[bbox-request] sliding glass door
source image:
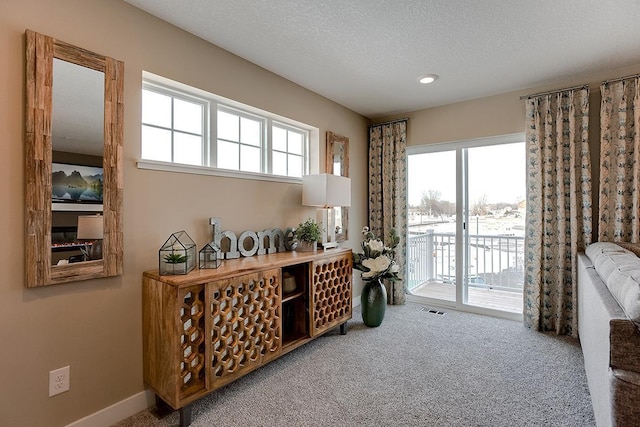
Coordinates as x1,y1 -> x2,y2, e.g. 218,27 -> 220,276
407,136 -> 525,318
407,149 -> 458,303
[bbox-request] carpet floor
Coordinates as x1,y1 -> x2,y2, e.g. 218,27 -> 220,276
115,303 -> 595,426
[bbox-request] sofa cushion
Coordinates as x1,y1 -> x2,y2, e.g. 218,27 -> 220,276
611,368 -> 640,425
586,241 -> 629,264
616,242 -> 640,258
607,268 -> 640,322
585,242 -> 640,324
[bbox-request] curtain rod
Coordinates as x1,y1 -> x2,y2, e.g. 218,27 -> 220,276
519,84 -> 589,100
369,117 -> 409,128
602,73 -> 640,85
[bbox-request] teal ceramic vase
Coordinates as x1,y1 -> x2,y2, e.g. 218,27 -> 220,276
361,278 -> 387,327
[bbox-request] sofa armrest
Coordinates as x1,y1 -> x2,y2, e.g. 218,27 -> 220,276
578,254 -> 640,373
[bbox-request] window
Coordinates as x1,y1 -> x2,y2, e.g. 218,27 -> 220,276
141,86 -> 206,166
272,123 -> 304,178
141,76 -> 311,180
216,107 -> 263,173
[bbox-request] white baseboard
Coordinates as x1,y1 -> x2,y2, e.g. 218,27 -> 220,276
66,389 -> 155,427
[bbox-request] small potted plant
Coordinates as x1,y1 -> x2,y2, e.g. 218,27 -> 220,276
158,231 -> 197,275
163,252 -> 188,274
295,218 -> 323,252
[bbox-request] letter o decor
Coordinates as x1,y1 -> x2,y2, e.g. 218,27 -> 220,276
238,231 -> 259,257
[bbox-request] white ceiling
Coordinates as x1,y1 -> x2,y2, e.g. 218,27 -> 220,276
124,0 -> 640,119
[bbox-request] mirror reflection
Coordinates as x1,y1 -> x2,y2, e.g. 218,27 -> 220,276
332,142 -> 346,177
326,132 -> 349,242
51,59 -> 105,266
331,147 -> 345,238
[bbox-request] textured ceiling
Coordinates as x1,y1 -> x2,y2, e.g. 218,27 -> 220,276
123,0 -> 640,118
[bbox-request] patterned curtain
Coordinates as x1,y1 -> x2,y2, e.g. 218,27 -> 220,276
598,77 -> 640,242
524,88 -> 592,337
369,121 -> 408,305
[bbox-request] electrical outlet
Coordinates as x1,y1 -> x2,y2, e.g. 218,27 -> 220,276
49,366 -> 70,397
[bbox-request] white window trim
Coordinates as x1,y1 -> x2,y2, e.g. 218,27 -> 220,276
136,158 -> 305,184
406,132 -> 525,155
139,71 -> 318,182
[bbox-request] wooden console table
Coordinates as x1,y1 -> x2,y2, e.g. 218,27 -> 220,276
142,248 -> 352,426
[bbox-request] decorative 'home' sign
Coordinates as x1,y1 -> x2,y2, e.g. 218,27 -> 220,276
209,217 -> 296,259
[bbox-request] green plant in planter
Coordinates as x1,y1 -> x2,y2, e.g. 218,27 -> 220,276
164,253 -> 187,264
295,218 -> 323,243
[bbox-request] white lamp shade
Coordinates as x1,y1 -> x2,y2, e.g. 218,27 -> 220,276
77,215 -> 104,240
302,174 -> 351,208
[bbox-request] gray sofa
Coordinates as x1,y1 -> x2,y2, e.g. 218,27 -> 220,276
578,242 -> 640,426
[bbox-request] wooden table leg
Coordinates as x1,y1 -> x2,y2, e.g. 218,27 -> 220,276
340,321 -> 347,335
152,395 -> 174,418
180,404 -> 193,427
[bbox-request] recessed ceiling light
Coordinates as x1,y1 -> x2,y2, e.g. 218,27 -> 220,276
418,74 -> 438,84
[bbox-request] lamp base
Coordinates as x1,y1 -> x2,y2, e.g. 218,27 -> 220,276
88,240 -> 103,260
322,241 -> 339,249
317,207 -> 338,249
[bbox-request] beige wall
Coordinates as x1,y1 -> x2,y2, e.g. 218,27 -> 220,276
405,91 -> 525,146
0,1 -> 368,425
380,64 -> 640,150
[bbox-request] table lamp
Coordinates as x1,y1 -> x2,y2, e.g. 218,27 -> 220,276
77,214 -> 104,260
302,174 -> 351,249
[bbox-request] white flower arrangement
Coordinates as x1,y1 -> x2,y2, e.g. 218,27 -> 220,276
353,226 -> 401,282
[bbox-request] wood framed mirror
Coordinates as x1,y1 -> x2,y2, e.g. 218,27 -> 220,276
25,30 -> 124,287
326,131 -> 349,242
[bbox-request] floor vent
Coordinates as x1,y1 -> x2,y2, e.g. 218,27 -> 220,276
420,307 -> 445,315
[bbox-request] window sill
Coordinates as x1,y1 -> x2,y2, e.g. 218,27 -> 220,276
136,159 -> 303,184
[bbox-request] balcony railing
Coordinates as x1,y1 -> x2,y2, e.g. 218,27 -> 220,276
407,230 -> 524,293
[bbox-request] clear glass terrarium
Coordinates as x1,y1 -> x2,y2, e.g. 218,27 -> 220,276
159,230 -> 196,275
199,242 -> 222,269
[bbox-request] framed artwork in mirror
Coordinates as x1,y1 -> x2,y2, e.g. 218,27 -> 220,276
25,30 -> 124,287
326,131 -> 349,242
